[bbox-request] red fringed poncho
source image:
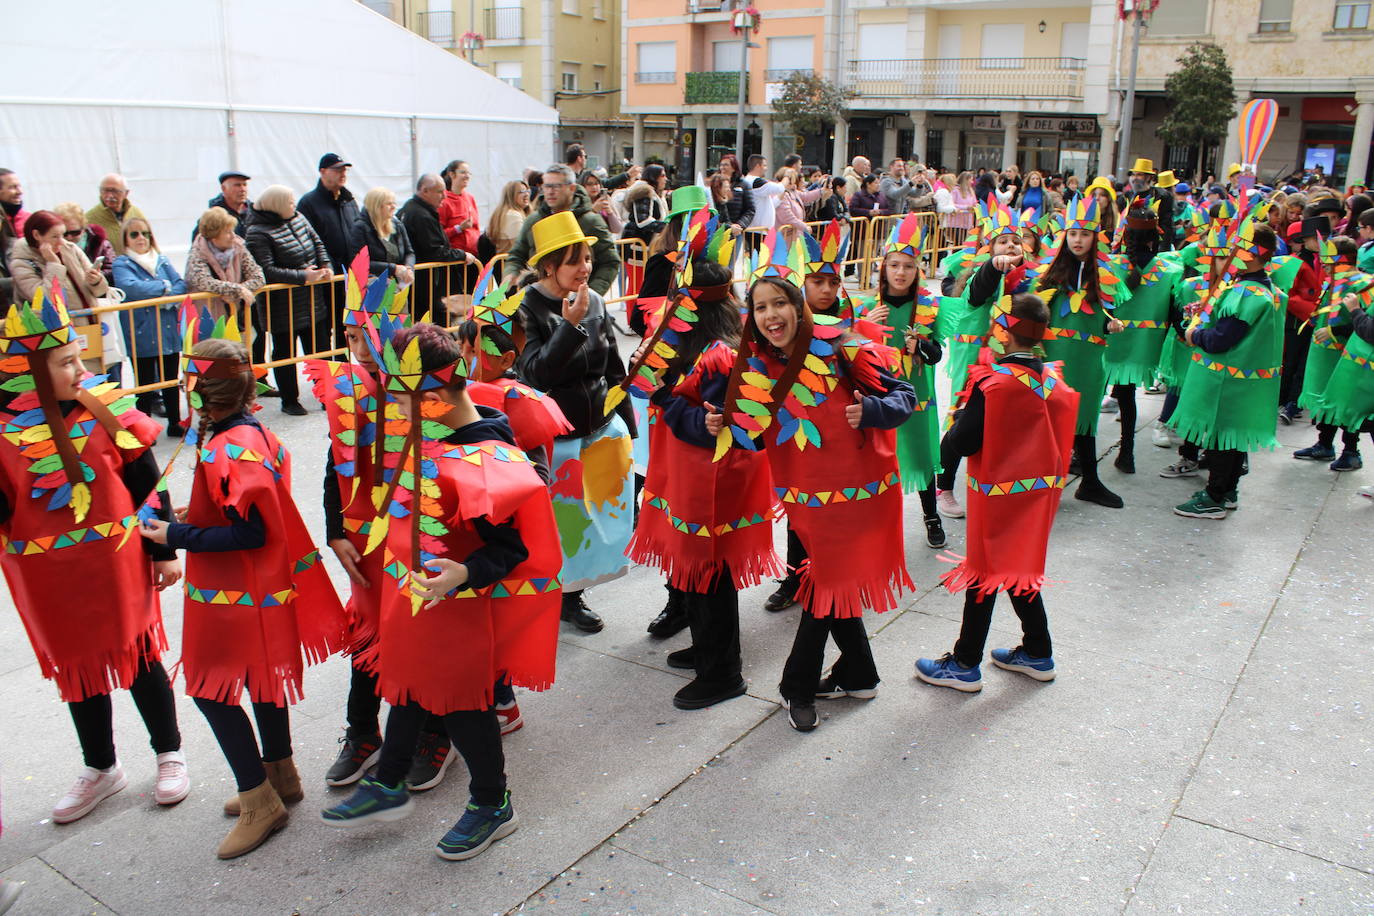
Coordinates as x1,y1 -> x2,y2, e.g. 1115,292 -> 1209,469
0,394 -> 165,702
180,423 -> 347,706
941,361 -> 1078,598
467,377 -> 572,461
628,342 -> 780,592
374,437 -> 562,715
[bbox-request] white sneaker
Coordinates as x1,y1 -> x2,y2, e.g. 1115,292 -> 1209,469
53,763 -> 128,823
1359,485 -> 1374,499
1100,396 -> 1119,413
1151,422 -> 1172,448
935,489 -> 965,519
154,751 -> 190,806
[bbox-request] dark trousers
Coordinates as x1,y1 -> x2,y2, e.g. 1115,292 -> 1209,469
254,323 -> 331,403
936,429 -> 961,492
1279,322 -> 1313,408
375,702 -> 505,806
916,484 -> 937,517
346,664 -> 383,737
67,657 -> 180,770
1159,389 -> 1180,425
780,525 -> 806,589
779,611 -> 878,702
1112,384 -> 1137,447
686,564 -> 742,686
133,353 -> 182,425
193,696 -> 292,792
1205,449 -> 1247,501
1316,422 -> 1374,452
953,589 -> 1051,668
1074,434 -> 1104,487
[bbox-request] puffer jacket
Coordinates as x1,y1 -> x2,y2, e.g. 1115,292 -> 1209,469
516,283 -> 634,440
720,176 -> 755,229
244,207 -> 332,332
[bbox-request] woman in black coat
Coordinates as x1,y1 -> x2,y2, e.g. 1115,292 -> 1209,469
715,154 -> 756,230
351,187 -> 415,281
243,184 -> 335,414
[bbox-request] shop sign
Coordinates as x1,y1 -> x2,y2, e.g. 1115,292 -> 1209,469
971,116 -> 1098,134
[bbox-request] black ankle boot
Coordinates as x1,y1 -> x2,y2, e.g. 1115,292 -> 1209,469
647,588 -> 689,639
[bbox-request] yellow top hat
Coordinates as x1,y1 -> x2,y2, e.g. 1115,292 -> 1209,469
529,210 -> 597,269
1085,176 -> 1116,197
1130,157 -> 1156,175
1155,169 -> 1178,189
1227,162 -> 1243,178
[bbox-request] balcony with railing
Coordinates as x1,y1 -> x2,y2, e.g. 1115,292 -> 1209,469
765,68 -> 813,82
684,71 -> 746,104
485,6 -> 523,41
416,10 -> 456,46
846,58 -> 1086,101
636,71 -> 677,84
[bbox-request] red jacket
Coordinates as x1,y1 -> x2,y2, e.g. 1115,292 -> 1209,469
438,190 -> 480,254
1287,257 -> 1325,323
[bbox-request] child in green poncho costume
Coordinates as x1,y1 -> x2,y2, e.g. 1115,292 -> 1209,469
1105,196 -> 1181,474
1294,238 -> 1374,471
855,213 -> 947,549
1034,196 -> 1129,509
1311,279 -> 1374,487
1171,223 -> 1283,520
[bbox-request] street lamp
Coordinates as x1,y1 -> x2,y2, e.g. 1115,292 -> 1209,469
1114,0 -> 1159,176
731,4 -> 762,161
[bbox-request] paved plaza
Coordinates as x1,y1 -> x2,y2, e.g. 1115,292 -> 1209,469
0,376 -> 1371,915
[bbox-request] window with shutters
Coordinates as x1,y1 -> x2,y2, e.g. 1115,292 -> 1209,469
1257,0 -> 1292,32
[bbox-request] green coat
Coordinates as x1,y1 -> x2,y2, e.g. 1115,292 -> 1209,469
1170,278 -> 1284,452
1297,277 -> 1352,412
1040,260 -> 1130,436
1105,252 -> 1182,386
1311,273 -> 1374,429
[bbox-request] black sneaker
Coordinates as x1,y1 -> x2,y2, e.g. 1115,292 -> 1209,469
325,729 -> 383,787
782,699 -> 818,731
815,676 -> 878,700
764,579 -> 799,612
281,400 -> 309,417
923,515 -> 946,549
406,729 -> 455,792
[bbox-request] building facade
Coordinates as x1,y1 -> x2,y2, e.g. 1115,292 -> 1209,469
623,0 -> 1119,181
1120,0 -> 1373,187
360,0 -> 627,169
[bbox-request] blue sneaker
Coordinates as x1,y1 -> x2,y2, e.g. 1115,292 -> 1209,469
1294,443 -> 1336,461
914,654 -> 982,692
1330,451 -> 1363,472
320,775 -> 414,827
990,647 -> 1056,682
435,792 -> 519,861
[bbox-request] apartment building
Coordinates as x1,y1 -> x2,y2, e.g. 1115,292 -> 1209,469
1120,0 -> 1373,186
623,0 -> 1118,179
361,0 -> 628,168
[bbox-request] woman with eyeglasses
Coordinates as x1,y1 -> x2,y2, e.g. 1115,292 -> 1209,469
113,219 -> 186,438
53,202 -> 115,286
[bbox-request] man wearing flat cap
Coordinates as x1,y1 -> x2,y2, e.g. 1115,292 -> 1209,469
200,170 -> 253,240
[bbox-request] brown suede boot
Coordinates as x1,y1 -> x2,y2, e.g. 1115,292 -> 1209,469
217,780 -> 287,859
223,757 -> 304,816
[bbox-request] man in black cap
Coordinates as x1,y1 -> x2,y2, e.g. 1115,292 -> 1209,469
297,153 -> 359,274
197,170 -> 253,240
297,153 -> 360,349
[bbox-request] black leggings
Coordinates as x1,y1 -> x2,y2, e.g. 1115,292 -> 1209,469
936,432 -> 961,492
953,588 -> 1051,668
346,663 -> 383,737
132,354 -> 181,424
194,697 -> 292,793
1111,384 -> 1137,445
1074,434 -> 1104,487
67,657 -> 180,770
686,564 -> 741,686
375,702 -> 505,806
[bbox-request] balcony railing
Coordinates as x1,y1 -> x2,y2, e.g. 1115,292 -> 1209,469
636,71 -> 677,83
685,0 -> 728,12
485,6 -> 523,40
846,57 -> 1086,100
765,68 -> 813,82
416,10 -> 456,46
685,71 -> 746,104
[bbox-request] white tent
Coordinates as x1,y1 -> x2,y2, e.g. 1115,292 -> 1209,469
2,0 -> 559,253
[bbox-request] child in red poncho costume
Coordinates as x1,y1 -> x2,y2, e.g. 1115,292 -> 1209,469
140,317 -> 346,860
710,231 -> 917,732
915,293 -> 1079,692
303,256 -> 410,789
0,286 -> 188,825
320,322 -> 561,864
623,253 -> 780,711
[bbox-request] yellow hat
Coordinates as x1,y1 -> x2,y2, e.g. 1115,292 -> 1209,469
529,210 -> 597,269
1085,176 -> 1115,197
1130,157 -> 1156,175
1227,162 -> 1242,178
1155,169 -> 1178,189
